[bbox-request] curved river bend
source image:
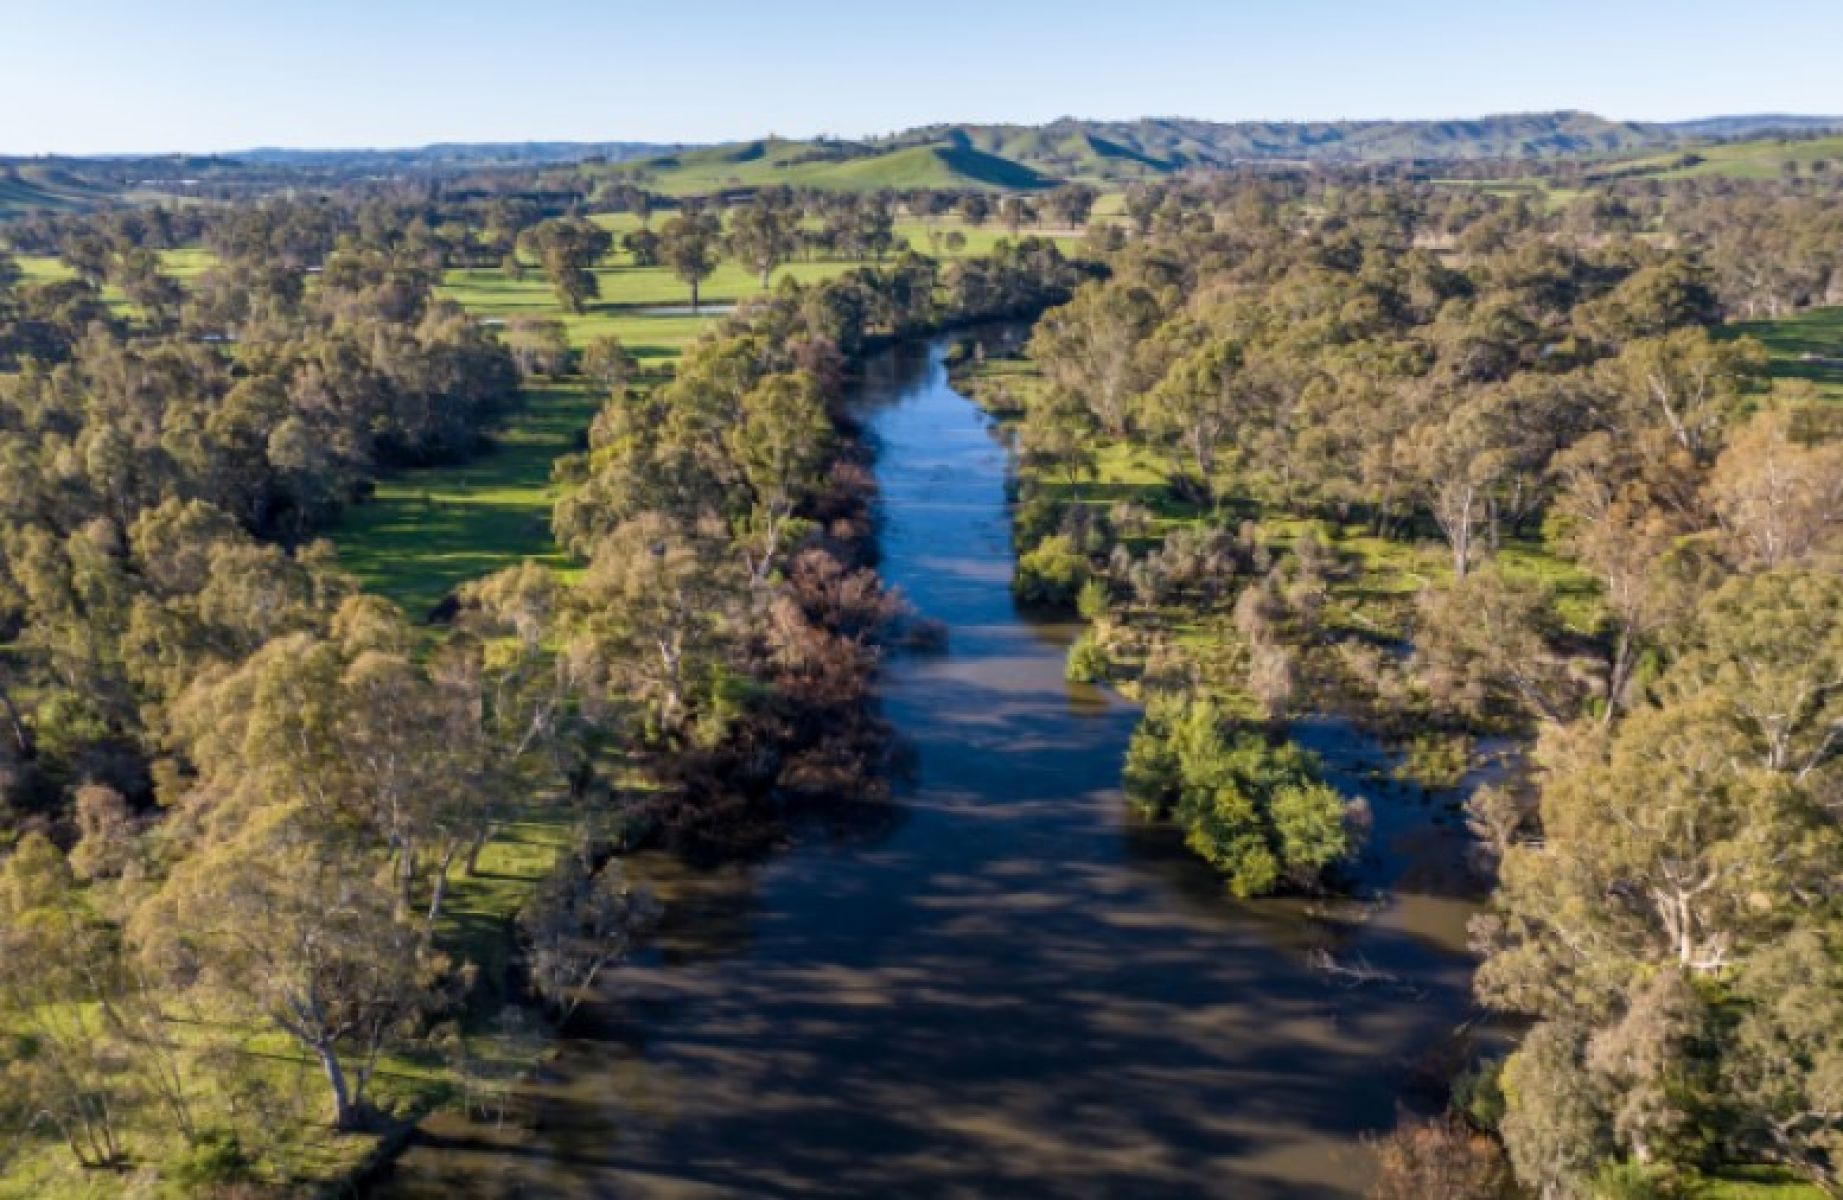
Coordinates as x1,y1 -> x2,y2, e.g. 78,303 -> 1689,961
376,337 -> 1483,1199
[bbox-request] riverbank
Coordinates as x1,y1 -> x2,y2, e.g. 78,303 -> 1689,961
369,336 -> 1492,1199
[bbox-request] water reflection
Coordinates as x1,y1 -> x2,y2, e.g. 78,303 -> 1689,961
373,336 -> 1489,1199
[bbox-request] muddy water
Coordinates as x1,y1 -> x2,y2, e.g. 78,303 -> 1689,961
374,339 -> 1485,1199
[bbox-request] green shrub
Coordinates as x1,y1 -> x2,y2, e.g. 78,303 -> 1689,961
1066,630 -> 1109,683
1014,533 -> 1088,608
161,1130 -> 254,1195
1075,575 -> 1112,622
1122,698 -> 1358,895
1453,1057 -> 1509,1133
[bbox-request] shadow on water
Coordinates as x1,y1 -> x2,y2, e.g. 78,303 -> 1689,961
371,335 -> 1489,1199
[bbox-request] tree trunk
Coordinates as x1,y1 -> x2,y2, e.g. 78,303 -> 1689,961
426,844 -> 463,928
463,824 -> 496,876
316,1043 -> 355,1130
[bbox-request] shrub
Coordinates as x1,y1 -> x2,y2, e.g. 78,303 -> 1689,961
1014,534 -> 1088,608
1066,630 -> 1109,683
1123,698 -> 1358,896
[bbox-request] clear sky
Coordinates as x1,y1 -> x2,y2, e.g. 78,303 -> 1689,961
4,0 -> 1840,154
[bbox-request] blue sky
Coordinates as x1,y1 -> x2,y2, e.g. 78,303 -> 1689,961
3,0 -> 1840,154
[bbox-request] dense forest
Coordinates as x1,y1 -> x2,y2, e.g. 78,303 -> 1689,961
956,166 -> 1843,1196
0,180 -> 1085,1191
1,126 -> 1841,1198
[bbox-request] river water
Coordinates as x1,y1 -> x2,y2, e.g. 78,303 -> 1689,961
374,338 -> 1485,1199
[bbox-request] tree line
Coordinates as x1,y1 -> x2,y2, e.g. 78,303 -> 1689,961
981,171 -> 1842,1194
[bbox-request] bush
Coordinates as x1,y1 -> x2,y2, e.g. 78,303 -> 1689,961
1066,630 -> 1109,683
161,1131 -> 254,1195
1453,1057 -> 1509,1133
1013,534 -> 1088,608
1123,698 -> 1358,896
1367,1115 -> 1515,1200
1075,576 -> 1112,622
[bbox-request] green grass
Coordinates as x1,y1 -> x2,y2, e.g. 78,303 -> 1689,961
333,383 -> 601,616
1606,134 -> 1843,181
1729,305 -> 1843,404
607,136 -> 1059,195
0,166 -> 115,218
1428,178 -> 1583,212
1689,1167 -> 1827,1198
956,350 -> 1597,645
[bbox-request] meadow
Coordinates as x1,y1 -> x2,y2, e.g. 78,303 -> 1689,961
334,216 -> 1089,612
1732,304 -> 1843,404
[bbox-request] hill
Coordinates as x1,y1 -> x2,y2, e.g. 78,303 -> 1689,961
612,112 -> 1843,196
1597,132 -> 1843,181
234,141 -> 682,170
0,164 -> 117,217
612,137 -> 1057,194
901,112 -> 1673,175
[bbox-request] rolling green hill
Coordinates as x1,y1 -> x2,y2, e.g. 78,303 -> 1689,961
612,113 -> 1843,196
1597,133 -> 1843,181
611,137 -> 1056,194
0,164 -> 116,217
900,112 -> 1677,174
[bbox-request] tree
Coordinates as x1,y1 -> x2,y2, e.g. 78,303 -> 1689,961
1500,1023 -> 1611,1199
658,211 -> 722,311
1724,930 -> 1843,1184
998,195 -> 1034,235
576,513 -> 743,741
1603,329 -> 1768,461
132,804 -> 442,1131
1141,337 -> 1253,504
622,227 -> 661,267
1123,699 -> 1357,896
580,334 -> 637,393
505,316 -> 570,378
1044,184 -> 1099,230
1415,566 -> 1582,726
1705,407 -> 1843,571
727,372 -> 834,586
519,217 -> 612,314
726,195 -> 801,289
1669,570 -> 1843,781
519,856 -> 658,1022
1554,480 -> 1689,723
1028,281 -> 1163,436
0,836 -> 141,1168
1409,399 -> 1511,580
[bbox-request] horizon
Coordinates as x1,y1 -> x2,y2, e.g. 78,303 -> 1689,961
11,108 -> 1843,162
5,0 -> 1842,155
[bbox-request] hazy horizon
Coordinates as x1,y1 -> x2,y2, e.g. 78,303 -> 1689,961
10,108 -> 1843,161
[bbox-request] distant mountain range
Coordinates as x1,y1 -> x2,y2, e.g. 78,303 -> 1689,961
5,113 -> 1842,216
601,112 -> 1843,193
231,141 -> 684,169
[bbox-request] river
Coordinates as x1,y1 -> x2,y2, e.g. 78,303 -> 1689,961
373,336 -> 1487,1199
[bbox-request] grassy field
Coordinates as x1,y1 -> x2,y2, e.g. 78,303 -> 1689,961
0,165 -> 116,218
1428,178 -> 1583,212
334,384 -> 601,617
1610,134 -> 1843,181
338,221 -> 1088,611
1730,305 -> 1843,404
603,136 -> 1058,195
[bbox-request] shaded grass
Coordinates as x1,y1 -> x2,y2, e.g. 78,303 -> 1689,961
957,351 -> 1598,642
1729,305 -> 1843,404
1624,134 -> 1843,181
333,384 -> 601,616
